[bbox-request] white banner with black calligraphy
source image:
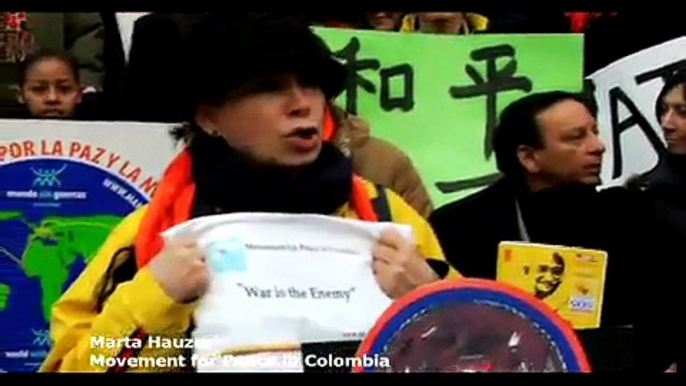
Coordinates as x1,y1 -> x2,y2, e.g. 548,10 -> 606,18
589,37 -> 686,187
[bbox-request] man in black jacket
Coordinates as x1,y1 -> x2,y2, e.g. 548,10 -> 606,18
429,91 -> 678,372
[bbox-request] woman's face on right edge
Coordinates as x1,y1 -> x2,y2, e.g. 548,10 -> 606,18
196,72 -> 327,167
659,83 -> 686,155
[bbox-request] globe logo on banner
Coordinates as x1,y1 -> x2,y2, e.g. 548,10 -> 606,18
31,165 -> 67,188
0,158 -> 147,373
206,238 -> 248,274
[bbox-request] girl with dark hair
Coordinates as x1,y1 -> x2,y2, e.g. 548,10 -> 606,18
16,49 -> 82,119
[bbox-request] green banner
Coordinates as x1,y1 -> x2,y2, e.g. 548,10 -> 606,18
314,28 -> 584,208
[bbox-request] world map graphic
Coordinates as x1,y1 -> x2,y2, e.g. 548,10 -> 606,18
0,158 -> 147,373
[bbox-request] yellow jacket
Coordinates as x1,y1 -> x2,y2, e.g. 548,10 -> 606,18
40,180 -> 459,372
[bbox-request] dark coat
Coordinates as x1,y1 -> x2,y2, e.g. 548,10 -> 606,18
429,178 -> 679,371
627,153 -> 686,242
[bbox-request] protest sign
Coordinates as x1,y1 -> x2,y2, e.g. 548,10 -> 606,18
162,213 -> 405,372
496,242 -> 608,330
315,28 -> 584,206
0,119 -> 177,373
587,37 -> 686,187
356,278 -> 590,372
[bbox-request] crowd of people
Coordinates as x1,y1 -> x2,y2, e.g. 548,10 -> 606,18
1,11 -> 683,121
0,12 -> 681,373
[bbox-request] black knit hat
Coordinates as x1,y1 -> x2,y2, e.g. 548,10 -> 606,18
181,15 -> 347,113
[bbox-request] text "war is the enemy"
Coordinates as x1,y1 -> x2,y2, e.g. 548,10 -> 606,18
237,283 -> 357,303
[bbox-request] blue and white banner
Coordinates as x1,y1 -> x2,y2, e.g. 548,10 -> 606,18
0,119 -> 177,373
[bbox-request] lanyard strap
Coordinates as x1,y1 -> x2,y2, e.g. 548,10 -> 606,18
515,199 -> 531,242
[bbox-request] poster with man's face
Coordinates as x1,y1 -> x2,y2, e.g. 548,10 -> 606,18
496,242 -> 608,329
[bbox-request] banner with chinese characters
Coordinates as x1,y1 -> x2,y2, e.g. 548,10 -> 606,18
314,28 -> 584,207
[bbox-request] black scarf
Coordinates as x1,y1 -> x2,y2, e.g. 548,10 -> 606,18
189,131 -> 353,217
665,152 -> 686,178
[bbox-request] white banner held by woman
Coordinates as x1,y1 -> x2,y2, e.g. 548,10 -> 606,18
162,212 -> 409,371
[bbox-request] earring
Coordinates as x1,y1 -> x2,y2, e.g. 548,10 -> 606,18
209,130 -> 221,137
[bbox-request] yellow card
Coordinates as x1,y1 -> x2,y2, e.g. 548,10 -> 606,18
496,241 -> 608,329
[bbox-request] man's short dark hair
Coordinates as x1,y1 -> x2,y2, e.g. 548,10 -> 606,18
492,91 -> 598,179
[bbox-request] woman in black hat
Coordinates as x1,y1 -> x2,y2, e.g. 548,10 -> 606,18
39,15 -> 458,372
